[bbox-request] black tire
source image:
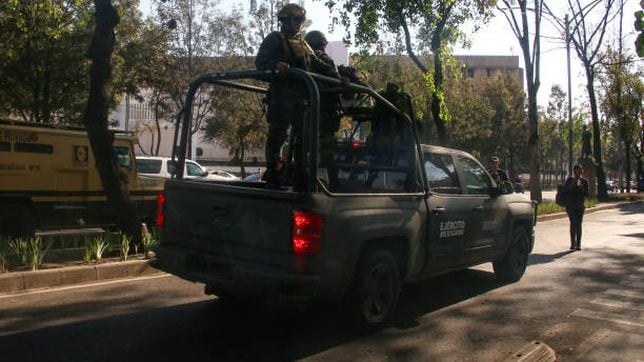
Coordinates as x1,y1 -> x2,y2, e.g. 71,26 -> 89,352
493,226 -> 529,282
0,203 -> 36,238
346,249 -> 401,329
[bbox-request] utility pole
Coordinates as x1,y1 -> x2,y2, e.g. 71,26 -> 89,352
565,14 -> 573,177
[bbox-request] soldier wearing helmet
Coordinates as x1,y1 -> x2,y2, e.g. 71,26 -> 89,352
256,3 -> 312,188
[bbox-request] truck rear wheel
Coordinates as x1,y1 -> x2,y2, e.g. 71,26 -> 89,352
493,226 -> 529,282
346,249 -> 401,329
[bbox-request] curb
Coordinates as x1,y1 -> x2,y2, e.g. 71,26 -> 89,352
0,259 -> 161,296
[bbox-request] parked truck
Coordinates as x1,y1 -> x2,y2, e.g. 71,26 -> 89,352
153,69 -> 537,328
0,120 -> 164,237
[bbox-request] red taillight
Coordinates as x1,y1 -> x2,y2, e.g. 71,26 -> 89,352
156,193 -> 165,229
292,210 -> 323,256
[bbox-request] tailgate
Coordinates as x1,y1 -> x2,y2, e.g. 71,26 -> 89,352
162,180 -> 299,268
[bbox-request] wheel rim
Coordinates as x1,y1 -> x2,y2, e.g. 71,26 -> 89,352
361,262 -> 395,323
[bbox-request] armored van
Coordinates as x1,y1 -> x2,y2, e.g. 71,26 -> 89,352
0,120 -> 164,236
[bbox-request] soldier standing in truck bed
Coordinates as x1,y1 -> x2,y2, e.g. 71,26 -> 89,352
255,3 -> 311,187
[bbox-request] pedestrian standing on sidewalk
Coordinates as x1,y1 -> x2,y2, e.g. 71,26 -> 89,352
564,164 -> 589,251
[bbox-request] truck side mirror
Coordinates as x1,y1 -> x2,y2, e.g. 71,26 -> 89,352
490,181 -> 514,197
499,181 -> 514,194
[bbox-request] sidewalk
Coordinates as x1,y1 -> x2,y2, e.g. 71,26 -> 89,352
0,201 -> 633,296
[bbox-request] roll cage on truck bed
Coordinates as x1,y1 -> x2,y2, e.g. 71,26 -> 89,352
169,68 -> 424,193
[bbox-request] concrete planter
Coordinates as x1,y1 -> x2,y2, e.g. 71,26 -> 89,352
0,258 -> 161,295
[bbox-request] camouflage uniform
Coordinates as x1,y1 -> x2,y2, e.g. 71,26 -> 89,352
255,31 -> 312,186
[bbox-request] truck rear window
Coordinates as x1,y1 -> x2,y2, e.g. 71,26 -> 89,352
138,159 -> 162,173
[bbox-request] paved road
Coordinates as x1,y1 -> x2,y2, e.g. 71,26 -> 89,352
0,204 -> 641,361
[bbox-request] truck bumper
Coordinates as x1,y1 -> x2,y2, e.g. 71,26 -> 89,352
153,244 -> 320,303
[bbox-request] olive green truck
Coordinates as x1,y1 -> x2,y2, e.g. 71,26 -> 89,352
154,69 -> 537,328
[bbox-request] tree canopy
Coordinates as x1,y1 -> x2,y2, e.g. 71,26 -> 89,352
326,0 -> 497,145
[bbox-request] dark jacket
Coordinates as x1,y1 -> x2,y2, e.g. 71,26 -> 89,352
564,176 -> 589,209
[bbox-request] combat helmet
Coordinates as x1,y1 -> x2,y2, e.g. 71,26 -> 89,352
305,30 -> 328,50
278,3 -> 306,22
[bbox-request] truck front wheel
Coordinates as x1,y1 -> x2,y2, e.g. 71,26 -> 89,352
493,226 -> 529,282
347,249 -> 401,329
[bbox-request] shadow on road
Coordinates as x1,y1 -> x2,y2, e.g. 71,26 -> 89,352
529,250 -> 574,266
615,202 -> 644,215
0,269 -> 510,362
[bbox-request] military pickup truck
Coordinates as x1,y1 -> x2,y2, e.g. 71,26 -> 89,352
154,69 -> 537,328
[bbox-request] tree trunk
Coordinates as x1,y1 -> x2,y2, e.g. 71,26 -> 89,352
400,11 -> 447,145
83,0 -> 141,241
154,96 -> 162,156
430,28 -> 448,146
584,68 -> 609,200
523,54 -> 541,202
625,141 -> 631,192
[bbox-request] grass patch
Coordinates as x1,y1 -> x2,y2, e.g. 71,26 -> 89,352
537,198 -> 599,215
606,192 -> 644,202
28,236 -> 52,271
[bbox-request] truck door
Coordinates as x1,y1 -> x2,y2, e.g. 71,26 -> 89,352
455,155 -> 505,260
423,152 -> 470,269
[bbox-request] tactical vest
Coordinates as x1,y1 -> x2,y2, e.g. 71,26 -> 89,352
279,33 -> 312,70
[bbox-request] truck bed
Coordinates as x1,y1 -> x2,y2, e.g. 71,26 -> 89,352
161,179 -> 301,270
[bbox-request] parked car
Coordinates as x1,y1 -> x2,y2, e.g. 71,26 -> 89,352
208,170 -> 240,181
606,180 -> 616,192
137,156 -> 220,180
242,173 -> 262,182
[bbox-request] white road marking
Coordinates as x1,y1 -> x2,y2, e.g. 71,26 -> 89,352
604,289 -> 644,299
571,308 -> 644,328
619,280 -> 644,289
590,297 -> 644,310
0,273 -> 170,300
